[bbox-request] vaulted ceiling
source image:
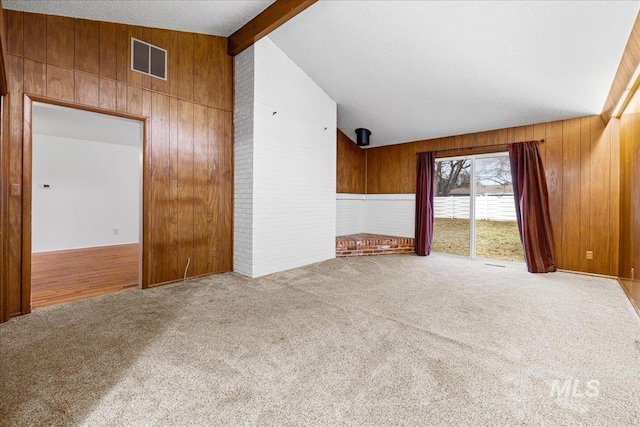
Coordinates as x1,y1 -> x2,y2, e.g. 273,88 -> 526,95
270,1 -> 640,147
4,0 -> 639,147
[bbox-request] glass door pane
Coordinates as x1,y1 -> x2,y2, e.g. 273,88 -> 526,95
432,158 -> 471,256
474,155 -> 524,262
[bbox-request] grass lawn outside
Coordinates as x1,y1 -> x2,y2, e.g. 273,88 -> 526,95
432,218 -> 525,263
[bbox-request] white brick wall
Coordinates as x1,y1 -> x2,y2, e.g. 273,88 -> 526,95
336,194 -> 415,238
233,46 -> 255,277
234,38 -> 337,278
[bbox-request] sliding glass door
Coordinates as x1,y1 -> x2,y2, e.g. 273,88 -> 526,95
432,153 -> 523,262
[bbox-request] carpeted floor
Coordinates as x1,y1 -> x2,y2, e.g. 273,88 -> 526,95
1,254 -> 639,426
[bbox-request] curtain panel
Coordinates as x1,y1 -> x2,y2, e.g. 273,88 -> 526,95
508,141 -> 557,273
415,152 -> 436,256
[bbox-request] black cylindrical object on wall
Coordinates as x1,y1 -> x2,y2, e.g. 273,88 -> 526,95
355,128 -> 371,146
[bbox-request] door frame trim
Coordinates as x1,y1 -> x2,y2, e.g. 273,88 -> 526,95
21,94 -> 150,315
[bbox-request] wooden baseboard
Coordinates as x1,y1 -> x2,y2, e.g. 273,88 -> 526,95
618,278 -> 640,318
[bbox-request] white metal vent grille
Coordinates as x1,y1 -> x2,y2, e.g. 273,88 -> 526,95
131,38 -> 167,80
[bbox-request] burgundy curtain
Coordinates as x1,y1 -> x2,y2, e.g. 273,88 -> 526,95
415,152 -> 436,256
508,142 -> 556,273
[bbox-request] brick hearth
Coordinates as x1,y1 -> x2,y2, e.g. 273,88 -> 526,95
336,233 -> 415,257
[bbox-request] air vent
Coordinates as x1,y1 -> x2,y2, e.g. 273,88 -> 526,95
131,38 -> 167,80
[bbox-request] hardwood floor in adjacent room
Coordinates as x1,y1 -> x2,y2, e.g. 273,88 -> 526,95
31,244 -> 140,309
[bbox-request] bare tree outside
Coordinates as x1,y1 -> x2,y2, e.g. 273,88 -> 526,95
435,159 -> 471,196
432,154 -> 523,262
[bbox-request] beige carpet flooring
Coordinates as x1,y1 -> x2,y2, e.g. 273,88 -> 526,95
1,254 -> 639,426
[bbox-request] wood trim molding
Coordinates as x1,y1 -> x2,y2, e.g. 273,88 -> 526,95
601,12 -> 640,124
228,0 -> 317,56
0,95 -> 6,321
20,94 -> 149,315
618,278 -> 640,318
0,0 -> 8,95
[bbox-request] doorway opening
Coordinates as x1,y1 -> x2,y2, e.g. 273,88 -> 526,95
29,102 -> 144,308
431,153 -> 524,263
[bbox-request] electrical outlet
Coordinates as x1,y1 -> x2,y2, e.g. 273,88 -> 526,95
113,229 -> 119,235
586,251 -> 593,260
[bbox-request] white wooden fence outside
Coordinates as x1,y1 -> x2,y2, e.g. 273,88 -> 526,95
434,195 -> 517,221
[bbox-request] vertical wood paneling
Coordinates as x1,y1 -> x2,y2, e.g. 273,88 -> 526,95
6,10 -> 22,56
336,129 -> 366,193
126,85 -> 142,116
116,81 -> 127,113
177,100 -> 194,277
74,19 -> 99,75
609,118 -> 621,276
192,104 -> 210,275
167,30 -> 179,97
99,22 -> 117,80
193,34 -> 211,107
533,124 -> 546,163
23,58 -> 45,96
621,90 -> 640,292
115,24 -> 128,82
46,64 -> 74,102
561,119 -> 581,272
150,92 -> 175,284
141,89 -> 152,287
46,15 -> 74,68
589,118 -> 611,275
579,117 -> 591,273
216,111 -> 233,272
358,115 -> 621,275
619,114 -> 633,279
2,11 -> 234,320
150,28 -> 170,94
23,12 -> 45,62
176,31 -> 194,101
543,121 -> 563,268
126,26 -> 144,88
74,71 -> 99,107
7,54 -> 23,315
98,78 -> 116,110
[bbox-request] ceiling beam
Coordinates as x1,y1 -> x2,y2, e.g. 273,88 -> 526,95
0,0 -> 8,95
228,0 -> 316,57
601,11 -> 640,124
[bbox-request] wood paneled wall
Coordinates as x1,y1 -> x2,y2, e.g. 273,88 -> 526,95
336,129 -> 366,194
619,88 -> 640,291
0,0 -> 8,95
1,11 -> 233,320
363,117 -> 620,276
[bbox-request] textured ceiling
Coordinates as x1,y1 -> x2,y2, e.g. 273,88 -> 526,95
270,1 -> 640,147
3,0 -> 275,37
33,103 -> 143,147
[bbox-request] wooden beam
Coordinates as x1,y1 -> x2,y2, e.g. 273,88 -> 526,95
601,11 -> 640,124
228,0 -> 316,56
0,0 -> 8,95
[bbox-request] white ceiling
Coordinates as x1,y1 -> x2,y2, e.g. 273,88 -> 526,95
33,103 -> 143,147
270,1 -> 640,147
3,0 -> 275,37
6,1 -> 639,148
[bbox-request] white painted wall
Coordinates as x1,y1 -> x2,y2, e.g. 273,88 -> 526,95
336,194 -> 364,236
335,194 -> 415,238
363,194 -> 415,238
233,45 -> 255,277
32,134 -> 141,253
234,37 -> 337,278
